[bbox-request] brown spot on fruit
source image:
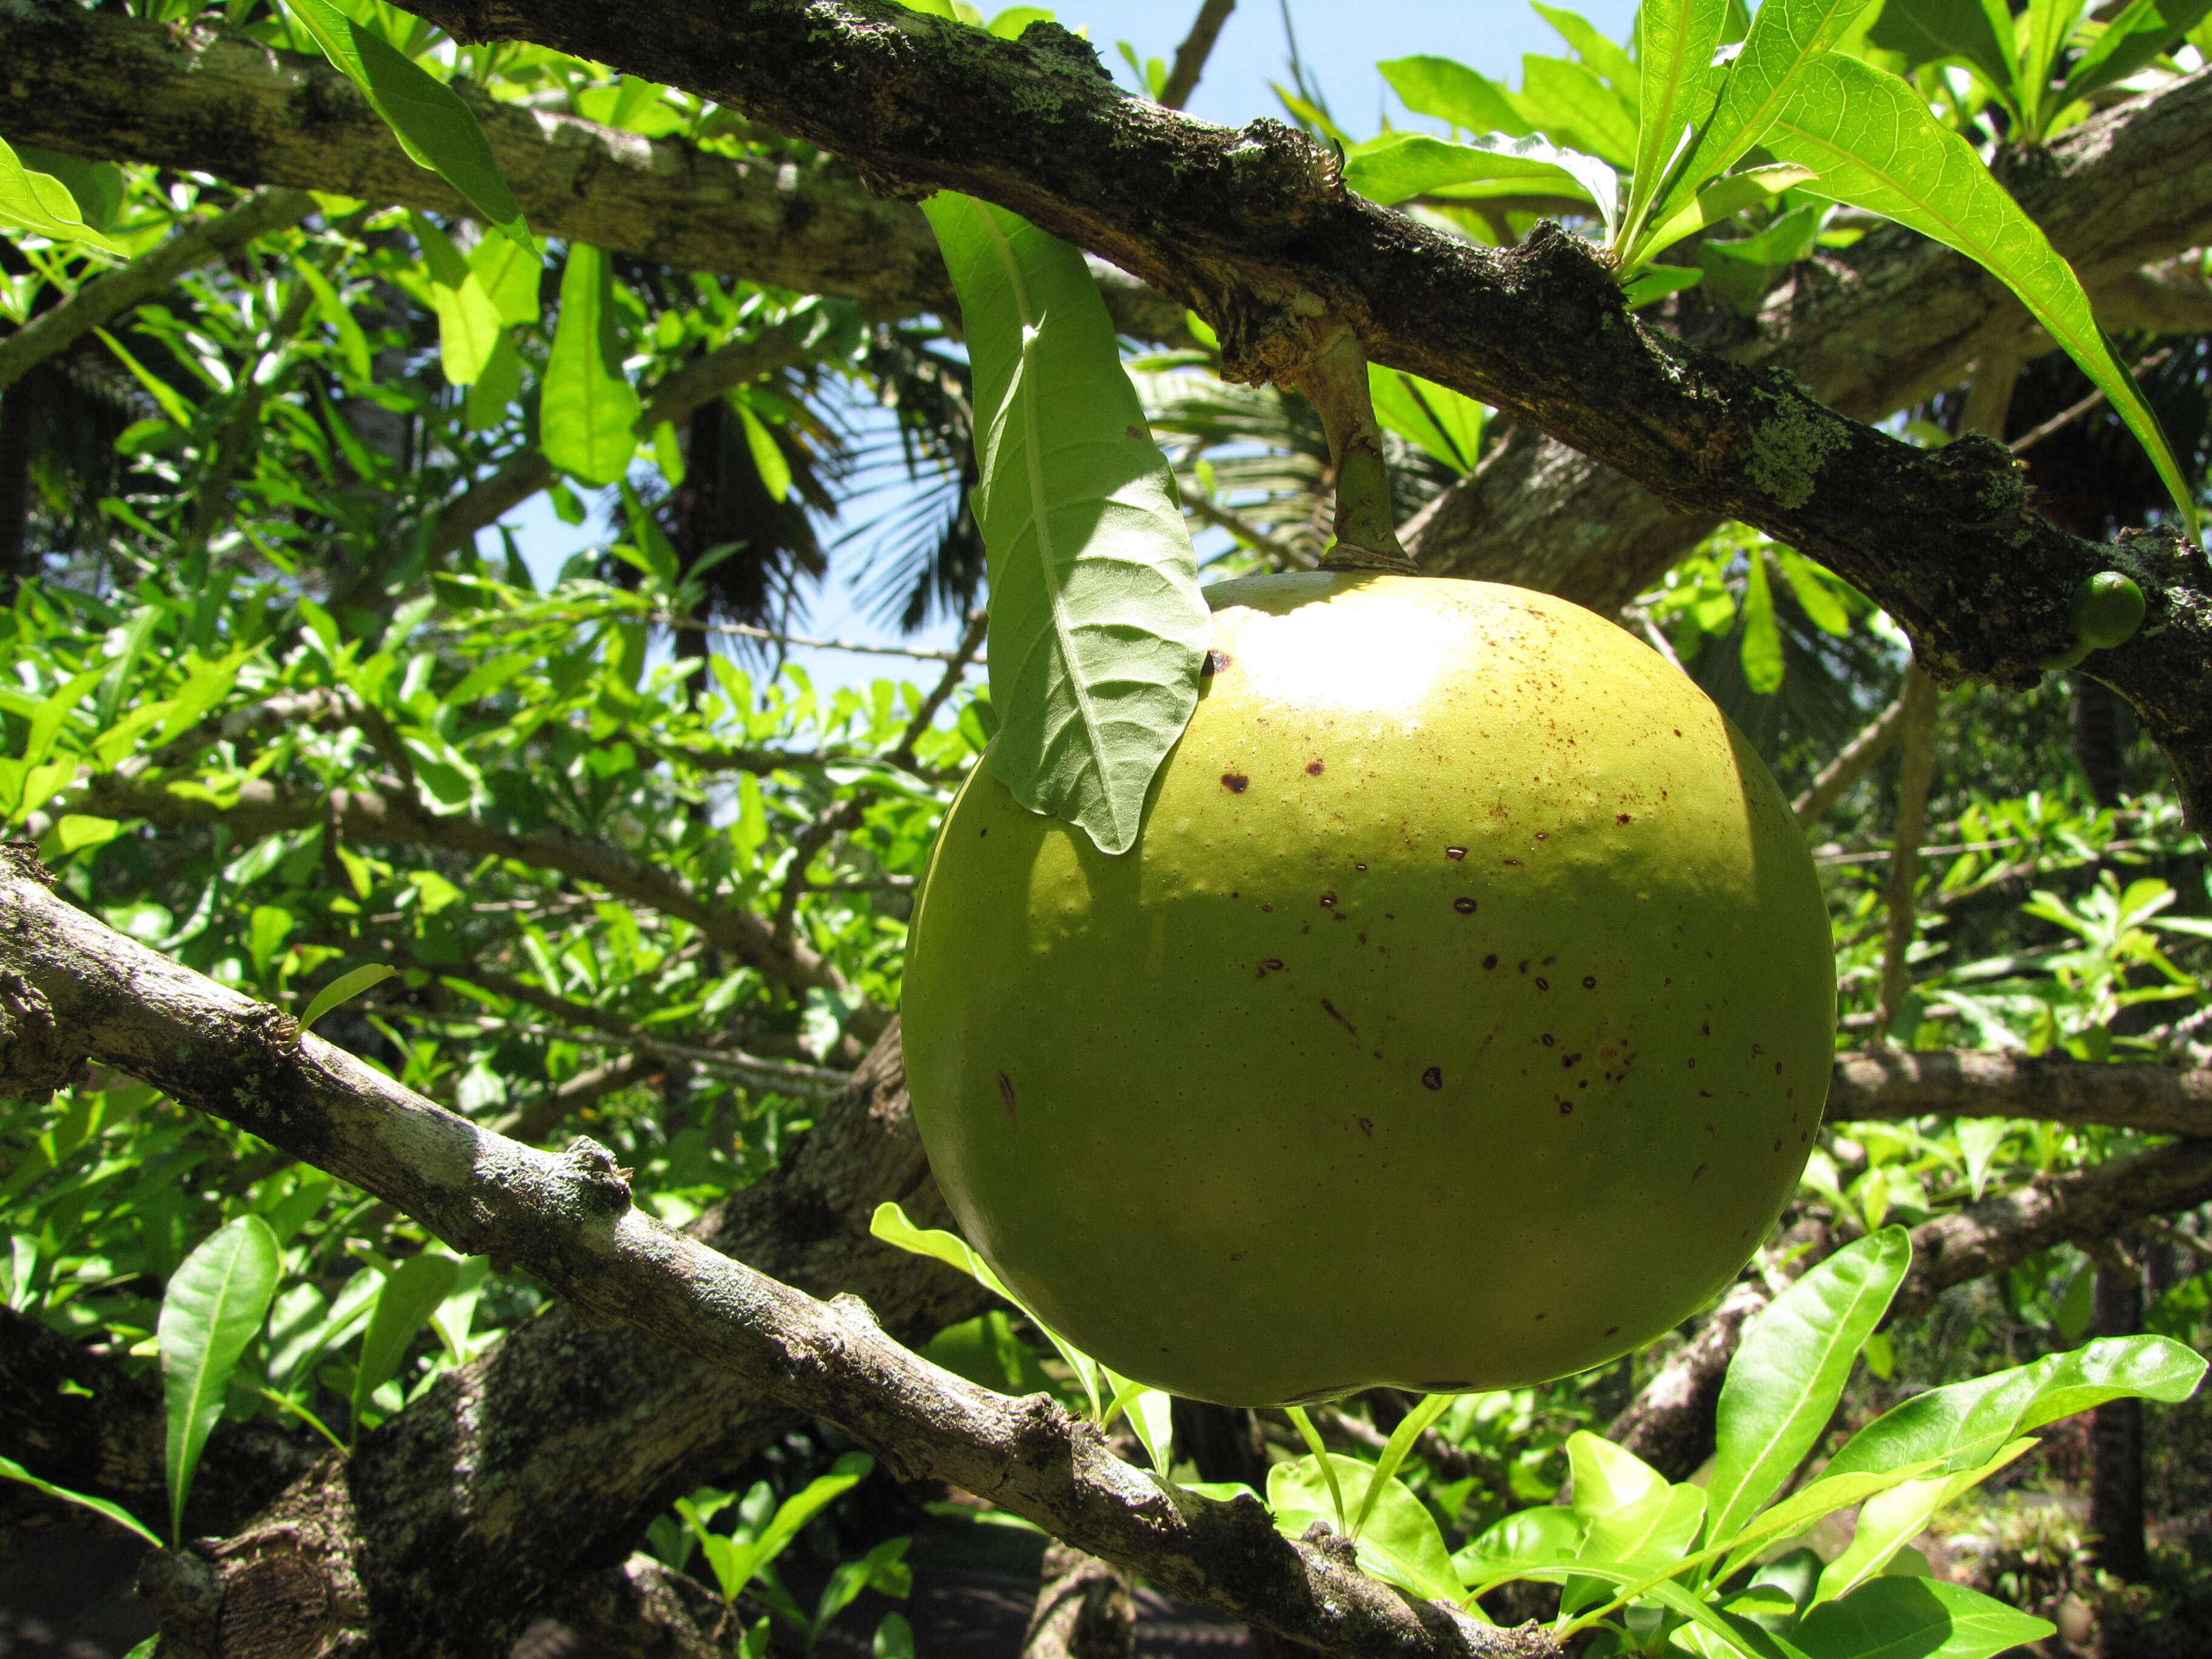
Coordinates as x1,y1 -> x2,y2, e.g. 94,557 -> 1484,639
1230,1252 -> 1245,1262
1263,958 -> 1285,971
1446,845 -> 1467,860
1320,892 -> 1338,908
1321,999 -> 1357,1034
1541,1034 -> 1555,1047
1203,650 -> 1232,674
1535,977 -> 1550,990
1692,1162 -> 1707,1180
1604,1325 -> 1620,1336
1357,1116 -> 1373,1138
1306,759 -> 1325,776
998,1072 -> 1017,1117
1503,857 -> 1523,866
1616,813 -> 1631,825
1483,954 -> 1498,969
1221,773 -> 1250,793
1453,896 -> 1478,914
1421,1066 -> 1443,1089
1534,1311 -> 1547,1319
1582,976 -> 1597,989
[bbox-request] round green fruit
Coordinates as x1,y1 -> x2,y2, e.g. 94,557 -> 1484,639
2072,571 -> 2147,651
902,573 -> 1834,1406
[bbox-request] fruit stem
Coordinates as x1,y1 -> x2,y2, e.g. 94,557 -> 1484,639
1295,329 -> 1419,575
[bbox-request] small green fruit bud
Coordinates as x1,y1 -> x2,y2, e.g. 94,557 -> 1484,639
2072,571 -> 2147,651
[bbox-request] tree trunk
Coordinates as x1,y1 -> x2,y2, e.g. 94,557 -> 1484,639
0,372 -> 38,599
2089,1248 -> 2148,1582
1023,1543 -> 1135,1659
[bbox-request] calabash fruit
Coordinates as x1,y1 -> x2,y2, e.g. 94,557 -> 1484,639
902,572 -> 1834,1406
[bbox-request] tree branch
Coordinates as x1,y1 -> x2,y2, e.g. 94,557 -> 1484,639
1828,1048 -> 2212,1138
1406,74 -> 2212,611
70,773 -> 852,1000
370,0 -> 2212,826
1610,1137 -> 2212,1477
1158,0 -> 1235,113
0,848 -> 1551,1659
0,0 -> 1185,342
0,187 -> 317,394
1792,688 -> 1911,828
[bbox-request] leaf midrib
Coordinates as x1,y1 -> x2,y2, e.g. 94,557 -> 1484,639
971,199 -> 1117,837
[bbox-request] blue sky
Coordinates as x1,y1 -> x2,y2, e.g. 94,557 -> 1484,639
503,0 -> 1638,693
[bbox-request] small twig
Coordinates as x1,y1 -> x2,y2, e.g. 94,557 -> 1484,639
1292,329 -> 1417,572
1184,492 -> 1316,568
2010,347 -> 2175,455
775,796 -> 872,950
1795,686 -> 1912,828
1158,0 -> 1235,110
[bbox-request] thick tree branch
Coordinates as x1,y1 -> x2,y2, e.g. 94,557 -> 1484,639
371,0 -> 2212,825
0,850 -> 1550,1659
1407,76 -> 2212,611
0,0 -> 1184,342
1828,1048 -> 2212,1139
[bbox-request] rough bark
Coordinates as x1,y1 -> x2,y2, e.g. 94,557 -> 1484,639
1826,1048 -> 2212,1137
0,850 -> 1550,1659
0,0 -> 1183,343
1406,76 -> 2212,612
1024,1543 -> 1136,1659
354,0 -> 2212,826
0,1303 -> 321,1549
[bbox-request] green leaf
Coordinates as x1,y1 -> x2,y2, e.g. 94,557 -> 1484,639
1453,1504 -> 1584,1587
1535,2 -> 1641,98
281,0 -> 534,253
1775,548 -> 1852,634
1866,0 -> 2019,95
1269,1453 -> 1464,1603
1825,1332 -> 2207,1481
52,814 -> 121,855
407,210 -> 503,386
1706,1227 -> 1911,1546
0,1453 -> 163,1548
1796,1575 -> 2054,1659
1815,1438 -> 2037,1601
2063,0 -> 2212,109
1367,364 -> 1485,472
1351,1390 -> 1455,1537
1378,56 -> 1534,133
1761,53 -> 2200,535
1631,163 -> 1818,267
1567,1430 -> 1669,1520
1738,543 -> 1785,692
1518,54 -> 1640,166
542,244 -> 642,486
0,135 -> 122,253
301,962 -> 396,1030
1622,264 -> 1704,308
352,1250 -> 461,1424
1655,0 -> 1884,230
291,256 -> 373,384
469,227 -> 543,327
1344,132 -> 1614,222
465,329 -> 524,431
1710,1466 -> 1945,1581
737,402 -> 793,503
922,192 -> 1209,856
1580,1480 -> 1708,1576
160,1215 -> 281,1543
1624,0 -> 1733,249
